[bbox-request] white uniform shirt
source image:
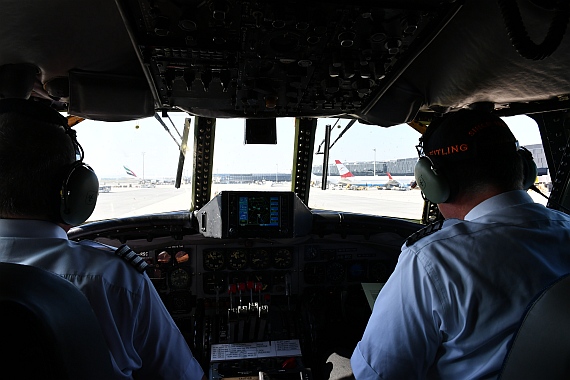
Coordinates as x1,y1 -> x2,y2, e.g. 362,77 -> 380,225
0,219 -> 204,380
351,190 -> 570,379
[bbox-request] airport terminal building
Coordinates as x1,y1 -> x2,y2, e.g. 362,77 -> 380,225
312,144 -> 550,178
311,157 -> 417,177
213,144 -> 550,184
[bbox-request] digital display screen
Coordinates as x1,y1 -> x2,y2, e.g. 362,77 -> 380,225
238,196 -> 280,227
197,191 -> 310,239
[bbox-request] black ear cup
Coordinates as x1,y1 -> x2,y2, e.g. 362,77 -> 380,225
414,156 -> 450,204
60,163 -> 99,225
519,148 -> 538,190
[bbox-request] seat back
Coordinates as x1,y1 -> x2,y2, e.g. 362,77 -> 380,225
0,262 -> 115,380
499,273 -> 570,379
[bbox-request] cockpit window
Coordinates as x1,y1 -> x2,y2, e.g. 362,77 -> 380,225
74,114 -> 191,222
212,118 -> 296,192
73,114 -> 547,224
309,121 -> 423,220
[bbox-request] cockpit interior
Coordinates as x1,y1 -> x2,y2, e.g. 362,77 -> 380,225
2,0 -> 570,378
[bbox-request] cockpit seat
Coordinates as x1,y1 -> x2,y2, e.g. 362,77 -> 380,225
0,262 -> 114,380
499,273 -> 570,379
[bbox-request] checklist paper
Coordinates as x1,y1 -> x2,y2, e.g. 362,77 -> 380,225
211,339 -> 302,362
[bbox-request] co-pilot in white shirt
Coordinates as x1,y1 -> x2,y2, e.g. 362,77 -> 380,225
352,191 -> 570,379
0,219 -> 204,380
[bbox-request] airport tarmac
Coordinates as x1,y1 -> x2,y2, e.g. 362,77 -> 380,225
87,183 -> 549,223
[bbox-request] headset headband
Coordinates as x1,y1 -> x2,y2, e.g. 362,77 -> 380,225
419,111 -> 518,164
0,98 -> 86,160
0,98 -> 68,126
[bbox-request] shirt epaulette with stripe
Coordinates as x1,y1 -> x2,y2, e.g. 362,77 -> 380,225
115,245 -> 148,273
405,220 -> 445,247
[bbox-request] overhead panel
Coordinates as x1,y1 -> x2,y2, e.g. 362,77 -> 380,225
115,0 -> 452,125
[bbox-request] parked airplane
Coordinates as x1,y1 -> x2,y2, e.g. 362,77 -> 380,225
123,165 -> 175,186
334,160 -> 416,189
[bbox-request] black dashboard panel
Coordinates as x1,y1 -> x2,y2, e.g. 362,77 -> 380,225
137,239 -> 399,300
69,206 -> 420,378
116,0 -> 454,124
4,0 -> 570,123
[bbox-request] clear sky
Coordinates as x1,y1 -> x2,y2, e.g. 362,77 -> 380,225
74,113 -> 542,179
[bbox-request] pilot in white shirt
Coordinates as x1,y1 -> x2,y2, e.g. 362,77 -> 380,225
0,99 -> 205,379
0,219 -> 205,379
352,110 -> 570,379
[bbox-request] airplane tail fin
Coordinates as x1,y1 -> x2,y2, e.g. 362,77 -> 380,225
124,165 -> 137,177
387,172 -> 393,180
335,160 -> 355,178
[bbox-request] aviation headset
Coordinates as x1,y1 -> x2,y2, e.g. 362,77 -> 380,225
414,110 -> 538,204
0,98 -> 99,225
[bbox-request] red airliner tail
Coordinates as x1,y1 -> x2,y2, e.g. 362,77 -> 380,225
334,160 -> 355,178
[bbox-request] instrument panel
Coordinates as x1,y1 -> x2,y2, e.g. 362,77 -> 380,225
139,239 -> 399,308
69,205 -> 421,379
203,247 -> 294,271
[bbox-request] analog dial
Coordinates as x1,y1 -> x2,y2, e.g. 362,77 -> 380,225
348,262 -> 366,281
203,250 -> 225,271
250,249 -> 270,270
157,250 -> 171,264
228,249 -> 248,270
273,248 -> 293,269
175,250 -> 189,263
169,268 -> 190,289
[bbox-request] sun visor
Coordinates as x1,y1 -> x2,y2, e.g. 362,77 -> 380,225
68,71 -> 154,122
359,79 -> 424,127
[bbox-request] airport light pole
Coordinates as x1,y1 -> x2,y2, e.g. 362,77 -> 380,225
373,148 -> 376,176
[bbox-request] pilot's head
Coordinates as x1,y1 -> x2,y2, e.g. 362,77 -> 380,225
414,109 -> 527,204
0,98 -> 98,225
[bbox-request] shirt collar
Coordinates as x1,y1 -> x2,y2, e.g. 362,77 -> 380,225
0,219 -> 68,239
464,190 -> 534,221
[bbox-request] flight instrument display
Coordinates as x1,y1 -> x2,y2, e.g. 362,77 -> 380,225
238,196 -> 279,227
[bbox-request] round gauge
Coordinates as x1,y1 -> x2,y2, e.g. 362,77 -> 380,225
203,250 -> 225,271
169,268 -> 190,289
327,262 -> 346,284
157,251 -> 171,264
304,246 -> 318,261
250,249 -> 270,270
175,250 -> 189,263
348,262 -> 366,281
228,249 -> 248,270
273,248 -> 293,269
